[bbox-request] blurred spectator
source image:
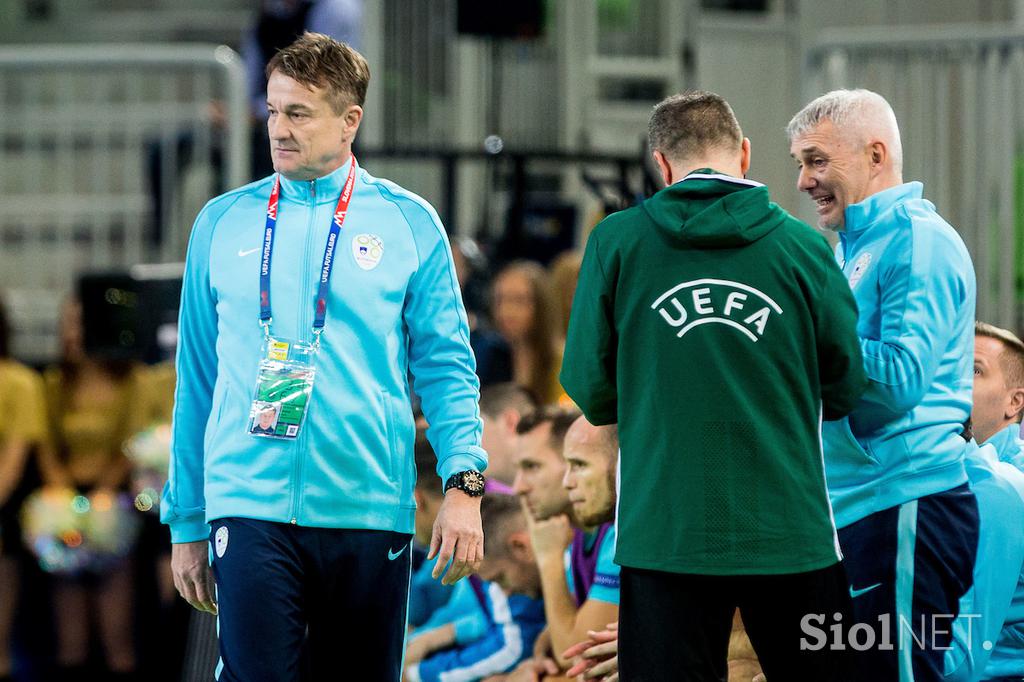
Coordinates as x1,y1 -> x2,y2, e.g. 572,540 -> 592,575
546,250 -> 582,339
479,383 -> 537,486
0,296 -> 47,682
241,0 -> 364,178
452,238 -> 513,388
148,0 -> 363,237
405,494 -> 546,682
37,300 -> 150,680
491,262 -> 565,406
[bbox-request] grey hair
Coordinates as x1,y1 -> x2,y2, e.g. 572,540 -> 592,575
786,89 -> 903,172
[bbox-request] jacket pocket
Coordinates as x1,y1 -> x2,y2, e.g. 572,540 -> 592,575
204,380 -> 230,453
381,389 -> 399,481
828,416 -> 879,467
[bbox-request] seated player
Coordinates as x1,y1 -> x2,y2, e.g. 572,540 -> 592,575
949,322 -> 1024,680
405,493 -> 547,682
508,410 -> 620,678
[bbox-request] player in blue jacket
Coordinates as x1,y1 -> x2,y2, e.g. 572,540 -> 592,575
789,89 -> 979,680
965,322 -> 1024,680
942,441 -> 1024,682
407,494 -> 547,682
161,33 -> 487,682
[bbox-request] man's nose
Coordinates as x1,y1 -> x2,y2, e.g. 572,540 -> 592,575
269,116 -> 290,141
797,166 -> 816,192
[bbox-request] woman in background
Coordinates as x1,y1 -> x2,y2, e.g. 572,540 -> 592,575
548,249 -> 583,339
38,299 -> 148,681
0,297 -> 47,682
491,261 -> 566,405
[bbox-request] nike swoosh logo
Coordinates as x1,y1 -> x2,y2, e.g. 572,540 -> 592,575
387,545 -> 407,561
238,247 -> 259,257
849,583 -> 882,599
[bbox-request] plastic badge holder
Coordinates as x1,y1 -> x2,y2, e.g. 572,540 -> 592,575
247,335 -> 317,440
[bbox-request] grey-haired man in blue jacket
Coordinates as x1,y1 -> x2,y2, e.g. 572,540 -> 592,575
789,89 -> 979,681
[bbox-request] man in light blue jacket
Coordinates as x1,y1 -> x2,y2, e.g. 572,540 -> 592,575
942,440 -> 1024,682
161,33 -> 487,682
963,322 -> 1024,681
789,89 -> 979,680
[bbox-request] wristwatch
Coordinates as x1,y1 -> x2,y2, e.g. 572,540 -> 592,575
444,470 -> 486,497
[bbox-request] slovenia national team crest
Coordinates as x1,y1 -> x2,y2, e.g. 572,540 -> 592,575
215,526 -> 229,558
352,234 -> 384,270
651,278 -> 783,342
848,252 -> 873,289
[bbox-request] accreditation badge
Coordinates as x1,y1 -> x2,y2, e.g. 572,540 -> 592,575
247,335 -> 317,440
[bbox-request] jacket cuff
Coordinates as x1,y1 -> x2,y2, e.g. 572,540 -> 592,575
168,516 -> 211,544
438,447 -> 488,492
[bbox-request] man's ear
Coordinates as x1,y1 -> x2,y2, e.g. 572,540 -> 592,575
507,529 -> 533,562
652,149 -> 673,187
502,408 -> 520,436
343,104 -> 363,140
868,140 -> 887,169
740,137 -> 752,176
1006,386 -> 1024,422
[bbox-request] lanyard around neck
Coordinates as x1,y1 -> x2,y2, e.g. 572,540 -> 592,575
258,158 -> 358,344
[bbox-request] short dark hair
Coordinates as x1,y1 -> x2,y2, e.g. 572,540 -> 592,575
515,406 -> 582,453
265,32 -> 370,112
481,492 -> 524,558
414,430 -> 443,494
976,321 -> 1024,390
648,91 -> 743,164
479,383 -> 538,420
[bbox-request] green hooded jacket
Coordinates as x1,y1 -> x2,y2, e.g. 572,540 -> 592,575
561,171 -> 867,575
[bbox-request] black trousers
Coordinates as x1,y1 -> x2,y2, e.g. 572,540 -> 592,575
210,517 -> 413,682
619,561 -> 854,682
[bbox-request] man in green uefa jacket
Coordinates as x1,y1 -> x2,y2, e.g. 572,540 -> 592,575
560,91 -> 868,681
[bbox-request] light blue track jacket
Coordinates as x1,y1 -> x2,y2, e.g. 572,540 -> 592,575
982,424 -> 1024,679
822,182 -> 975,529
988,422 -> 1024,472
408,582 -> 546,682
161,158 -> 486,542
943,440 -> 1024,681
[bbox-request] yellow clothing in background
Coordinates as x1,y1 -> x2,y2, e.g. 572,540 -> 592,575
0,359 -> 46,445
42,364 -> 150,489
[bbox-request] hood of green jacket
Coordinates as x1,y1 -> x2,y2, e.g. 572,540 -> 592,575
642,170 -> 787,248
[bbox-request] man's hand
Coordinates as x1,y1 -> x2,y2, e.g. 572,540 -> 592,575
500,657 -> 562,682
564,622 -> 618,681
171,540 -> 217,614
525,506 -> 573,562
429,489 -> 483,585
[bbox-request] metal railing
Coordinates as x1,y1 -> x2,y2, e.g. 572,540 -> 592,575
0,43 -> 249,363
806,25 -> 1024,331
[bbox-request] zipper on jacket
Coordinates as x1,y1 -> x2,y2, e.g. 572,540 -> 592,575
288,178 -> 318,524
